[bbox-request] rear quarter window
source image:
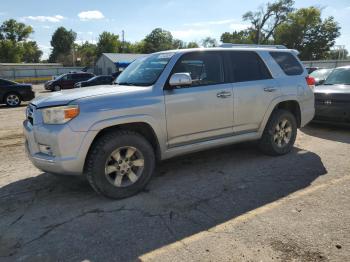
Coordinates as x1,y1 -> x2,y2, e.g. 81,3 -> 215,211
270,52 -> 304,76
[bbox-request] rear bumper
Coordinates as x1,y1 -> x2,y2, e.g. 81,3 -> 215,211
23,119 -> 98,176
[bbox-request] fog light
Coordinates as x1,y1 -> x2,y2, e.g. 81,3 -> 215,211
39,144 -> 53,156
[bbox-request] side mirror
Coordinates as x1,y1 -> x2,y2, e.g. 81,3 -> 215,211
169,73 -> 192,87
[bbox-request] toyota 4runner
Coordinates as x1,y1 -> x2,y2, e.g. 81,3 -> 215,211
24,45 -> 315,199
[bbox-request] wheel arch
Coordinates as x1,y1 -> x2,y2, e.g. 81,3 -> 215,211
87,122 -> 162,162
259,97 -> 302,134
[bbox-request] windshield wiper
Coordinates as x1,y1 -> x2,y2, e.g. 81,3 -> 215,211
116,82 -> 136,86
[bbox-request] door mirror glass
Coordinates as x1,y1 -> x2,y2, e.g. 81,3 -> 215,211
169,73 -> 192,87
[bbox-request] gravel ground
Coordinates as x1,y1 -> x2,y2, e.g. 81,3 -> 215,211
0,85 -> 349,262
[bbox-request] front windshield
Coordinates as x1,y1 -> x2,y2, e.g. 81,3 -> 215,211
310,69 -> 332,79
324,68 -> 350,85
116,52 -> 175,86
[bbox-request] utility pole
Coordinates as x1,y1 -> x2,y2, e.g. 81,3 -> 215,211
121,30 -> 125,53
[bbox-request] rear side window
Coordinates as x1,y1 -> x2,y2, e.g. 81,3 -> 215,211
227,51 -> 271,83
270,52 -> 303,76
172,52 -> 224,87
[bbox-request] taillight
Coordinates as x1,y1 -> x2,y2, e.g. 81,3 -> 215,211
306,76 -> 315,89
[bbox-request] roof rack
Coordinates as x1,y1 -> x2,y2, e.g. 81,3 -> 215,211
220,43 -> 287,49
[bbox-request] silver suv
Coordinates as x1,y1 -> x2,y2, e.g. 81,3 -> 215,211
24,45 -> 315,199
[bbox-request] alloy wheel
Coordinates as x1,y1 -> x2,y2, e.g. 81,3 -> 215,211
6,94 -> 20,106
105,146 -> 145,188
273,118 -> 292,148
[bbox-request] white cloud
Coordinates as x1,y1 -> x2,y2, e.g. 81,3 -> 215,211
229,23 -> 250,31
171,29 -> 211,40
185,19 -> 236,27
21,15 -> 64,23
78,10 -> 104,21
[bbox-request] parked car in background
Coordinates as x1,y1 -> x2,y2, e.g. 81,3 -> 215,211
0,78 -> 34,107
306,67 -> 319,74
45,72 -> 94,91
24,45 -> 315,199
310,68 -> 333,85
74,75 -> 115,88
314,66 -> 350,124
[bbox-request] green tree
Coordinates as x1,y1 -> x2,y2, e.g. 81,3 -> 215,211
187,41 -> 199,48
0,19 -> 42,63
243,0 -> 294,44
49,27 -> 76,64
220,31 -> 254,44
201,37 -> 218,47
326,48 -> 348,60
96,32 -> 121,57
22,41 -> 43,63
142,28 -> 174,53
274,7 -> 340,60
0,19 -> 33,42
76,41 -> 97,66
172,39 -> 186,49
0,40 -> 24,62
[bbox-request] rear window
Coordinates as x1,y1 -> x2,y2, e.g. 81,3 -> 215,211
227,51 -> 271,83
270,52 -> 303,76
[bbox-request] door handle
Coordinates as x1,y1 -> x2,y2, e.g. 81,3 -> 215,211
264,87 -> 277,92
217,91 -> 232,98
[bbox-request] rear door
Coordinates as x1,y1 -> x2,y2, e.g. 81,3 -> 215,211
226,51 -> 280,134
164,51 -> 234,147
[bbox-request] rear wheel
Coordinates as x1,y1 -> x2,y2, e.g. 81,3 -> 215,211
85,130 -> 155,199
259,109 -> 297,156
5,93 -> 21,107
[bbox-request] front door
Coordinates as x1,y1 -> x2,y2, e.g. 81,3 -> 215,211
164,52 -> 234,147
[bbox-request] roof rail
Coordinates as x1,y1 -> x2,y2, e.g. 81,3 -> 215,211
220,43 -> 287,49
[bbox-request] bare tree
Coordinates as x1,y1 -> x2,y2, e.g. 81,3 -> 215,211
243,0 -> 294,44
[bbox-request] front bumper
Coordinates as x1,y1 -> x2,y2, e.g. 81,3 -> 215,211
315,103 -> 350,123
23,119 -> 97,175
21,90 -> 35,101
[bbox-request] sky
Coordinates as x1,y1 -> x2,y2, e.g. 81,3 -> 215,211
0,0 -> 349,59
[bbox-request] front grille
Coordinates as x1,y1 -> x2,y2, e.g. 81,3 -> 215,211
314,93 -> 350,105
26,104 -> 36,125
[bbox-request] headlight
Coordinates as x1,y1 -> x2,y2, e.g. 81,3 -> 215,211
42,105 -> 79,124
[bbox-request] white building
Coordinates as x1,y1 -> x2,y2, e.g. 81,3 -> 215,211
95,53 -> 146,75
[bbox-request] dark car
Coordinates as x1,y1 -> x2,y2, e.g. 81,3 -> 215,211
74,75 -> 114,88
314,66 -> 350,124
0,78 -> 34,107
44,72 -> 94,91
310,68 -> 333,86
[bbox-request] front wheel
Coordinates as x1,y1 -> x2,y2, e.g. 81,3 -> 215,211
259,109 -> 297,156
85,130 -> 155,199
5,93 -> 21,107
53,85 -> 61,92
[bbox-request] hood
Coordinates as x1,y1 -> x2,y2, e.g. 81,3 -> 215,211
314,84 -> 350,94
31,84 -> 149,108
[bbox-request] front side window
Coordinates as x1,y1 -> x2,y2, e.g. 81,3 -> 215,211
116,53 -> 175,86
171,52 -> 224,87
324,68 -> 350,85
228,51 -> 271,83
270,51 -> 304,76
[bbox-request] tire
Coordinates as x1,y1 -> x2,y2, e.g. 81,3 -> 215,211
53,85 -> 61,92
85,130 -> 155,199
5,93 -> 21,107
259,109 -> 297,156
